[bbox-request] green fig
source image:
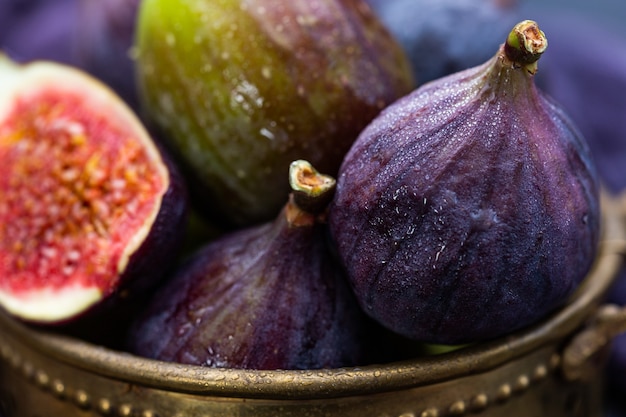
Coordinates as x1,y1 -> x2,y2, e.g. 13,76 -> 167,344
135,0 -> 415,226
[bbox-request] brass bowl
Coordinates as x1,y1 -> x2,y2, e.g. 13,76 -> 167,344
1,192 -> 625,417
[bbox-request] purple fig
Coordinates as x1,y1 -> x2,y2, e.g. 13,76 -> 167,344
74,0 -> 141,108
366,0 -> 521,84
328,20 -> 600,344
0,0 -> 80,66
0,1 -> 15,41
0,54 -> 187,325
130,160 -> 378,370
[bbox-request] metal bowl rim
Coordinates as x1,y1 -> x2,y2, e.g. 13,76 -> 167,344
0,195 -> 623,400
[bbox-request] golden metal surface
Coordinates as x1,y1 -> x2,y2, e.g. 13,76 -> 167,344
0,191 -> 625,417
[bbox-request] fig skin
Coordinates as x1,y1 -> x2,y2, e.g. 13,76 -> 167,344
366,0 -> 521,84
130,161 -> 379,370
1,0 -> 139,107
328,21 -> 600,344
135,0 -> 415,227
0,55 -> 188,326
0,0 -> 80,66
74,0 -> 141,108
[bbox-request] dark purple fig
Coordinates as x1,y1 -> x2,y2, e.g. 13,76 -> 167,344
0,55 -> 188,325
135,0 -> 415,227
328,20 -> 600,344
130,160 -> 378,370
74,0 -> 141,108
366,0 -> 521,84
0,0 -> 80,66
0,1 -> 15,41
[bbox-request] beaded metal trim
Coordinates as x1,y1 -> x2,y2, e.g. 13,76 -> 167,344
1,340 -> 561,417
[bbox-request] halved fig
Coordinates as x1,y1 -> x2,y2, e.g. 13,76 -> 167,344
0,54 -> 188,324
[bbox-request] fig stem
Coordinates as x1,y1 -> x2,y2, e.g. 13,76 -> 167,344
503,20 -> 548,74
288,160 -> 336,215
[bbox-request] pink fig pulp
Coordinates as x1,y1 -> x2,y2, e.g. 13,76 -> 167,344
0,55 -> 187,324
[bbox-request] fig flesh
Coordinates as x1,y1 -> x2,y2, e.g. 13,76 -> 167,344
0,55 -> 187,324
328,21 -> 600,344
130,161 -> 377,370
135,0 -> 415,227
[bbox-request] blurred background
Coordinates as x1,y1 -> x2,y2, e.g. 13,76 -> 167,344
522,0 -> 626,38
521,0 -> 626,36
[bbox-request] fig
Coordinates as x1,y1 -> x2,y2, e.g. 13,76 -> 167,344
0,54 -> 187,325
74,0 -> 141,108
328,21 -> 600,344
0,0 -> 80,66
366,0 -> 521,84
135,0 -> 415,227
130,160 -> 378,370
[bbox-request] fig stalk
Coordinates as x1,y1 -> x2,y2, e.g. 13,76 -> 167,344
288,159 -> 336,218
503,20 -> 547,74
